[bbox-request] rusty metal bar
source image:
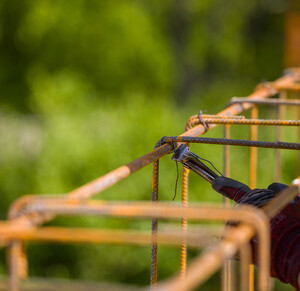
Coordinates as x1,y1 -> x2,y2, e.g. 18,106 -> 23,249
8,200 -> 272,291
4,202 -> 270,291
223,125 -> 231,181
249,106 -> 258,291
157,178 -> 300,291
160,136 -> 300,150
9,73 -> 299,225
196,117 -> 300,126
222,124 -> 234,291
185,113 -> 238,290
151,159 -> 159,288
20,201 -> 267,223
256,81 -> 300,92
180,167 -> 189,280
8,241 -> 24,291
0,226 -> 220,248
156,223 -> 263,291
178,121 -> 193,281
18,200 -> 271,289
17,200 -> 271,290
201,114 -> 245,119
6,71 -> 300,290
239,242 -> 251,291
1,222 -> 224,246
8,133 -> 299,228
274,92 -> 286,181
228,97 -> 300,106
249,106 -> 258,189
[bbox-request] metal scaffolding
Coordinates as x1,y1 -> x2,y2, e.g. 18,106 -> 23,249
0,68 -> 300,291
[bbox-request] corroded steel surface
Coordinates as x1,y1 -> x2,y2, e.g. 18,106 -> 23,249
156,179 -> 300,291
8,71 -> 300,227
159,136 -> 300,150
3,69 -> 300,291
228,97 -> 300,106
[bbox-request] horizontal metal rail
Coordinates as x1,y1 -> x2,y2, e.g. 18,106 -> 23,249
160,136 -> 300,150
5,70 -> 300,291
0,226 -> 221,248
5,201 -> 271,290
8,71 -> 300,227
157,178 -> 300,291
228,97 -> 300,107
188,117 -> 300,126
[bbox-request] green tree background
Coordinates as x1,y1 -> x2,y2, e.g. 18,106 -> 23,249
0,1 -> 296,290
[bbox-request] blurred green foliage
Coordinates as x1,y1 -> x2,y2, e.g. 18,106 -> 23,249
0,0 -> 297,290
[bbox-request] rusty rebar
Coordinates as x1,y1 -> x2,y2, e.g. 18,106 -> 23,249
239,242 -> 251,291
17,199 -> 272,290
4,201 -> 272,291
159,136 -> 300,150
228,97 -> 300,107
9,73 -> 299,226
151,159 -> 159,288
274,92 -> 286,181
222,124 -> 233,291
157,178 -> 300,291
157,221 -> 268,291
6,71 -> 300,290
0,226 -> 221,249
249,106 -> 258,291
186,111 -> 236,290
179,120 -> 193,281
19,199 -> 272,290
180,167 -> 189,280
185,116 -> 300,126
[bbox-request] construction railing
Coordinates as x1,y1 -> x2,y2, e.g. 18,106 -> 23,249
0,68 -> 300,291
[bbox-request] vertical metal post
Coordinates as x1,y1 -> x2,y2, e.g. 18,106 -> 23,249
239,242 -> 251,291
249,106 -> 258,291
274,92 -> 285,181
180,166 -> 189,279
222,124 -> 235,291
151,159 -> 159,289
249,106 -> 258,188
8,240 -> 23,291
223,125 -> 231,184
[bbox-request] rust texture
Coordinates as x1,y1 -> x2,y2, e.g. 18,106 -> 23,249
2,69 -> 300,291
159,136 -> 300,150
151,158 -> 159,288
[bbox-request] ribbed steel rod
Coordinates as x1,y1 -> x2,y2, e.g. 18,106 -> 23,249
157,178 -> 300,291
193,117 -> 300,126
9,73 -> 299,223
228,97 -> 300,106
160,136 -> 300,150
151,158 -> 159,288
0,226 -> 219,249
7,71 -> 300,291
